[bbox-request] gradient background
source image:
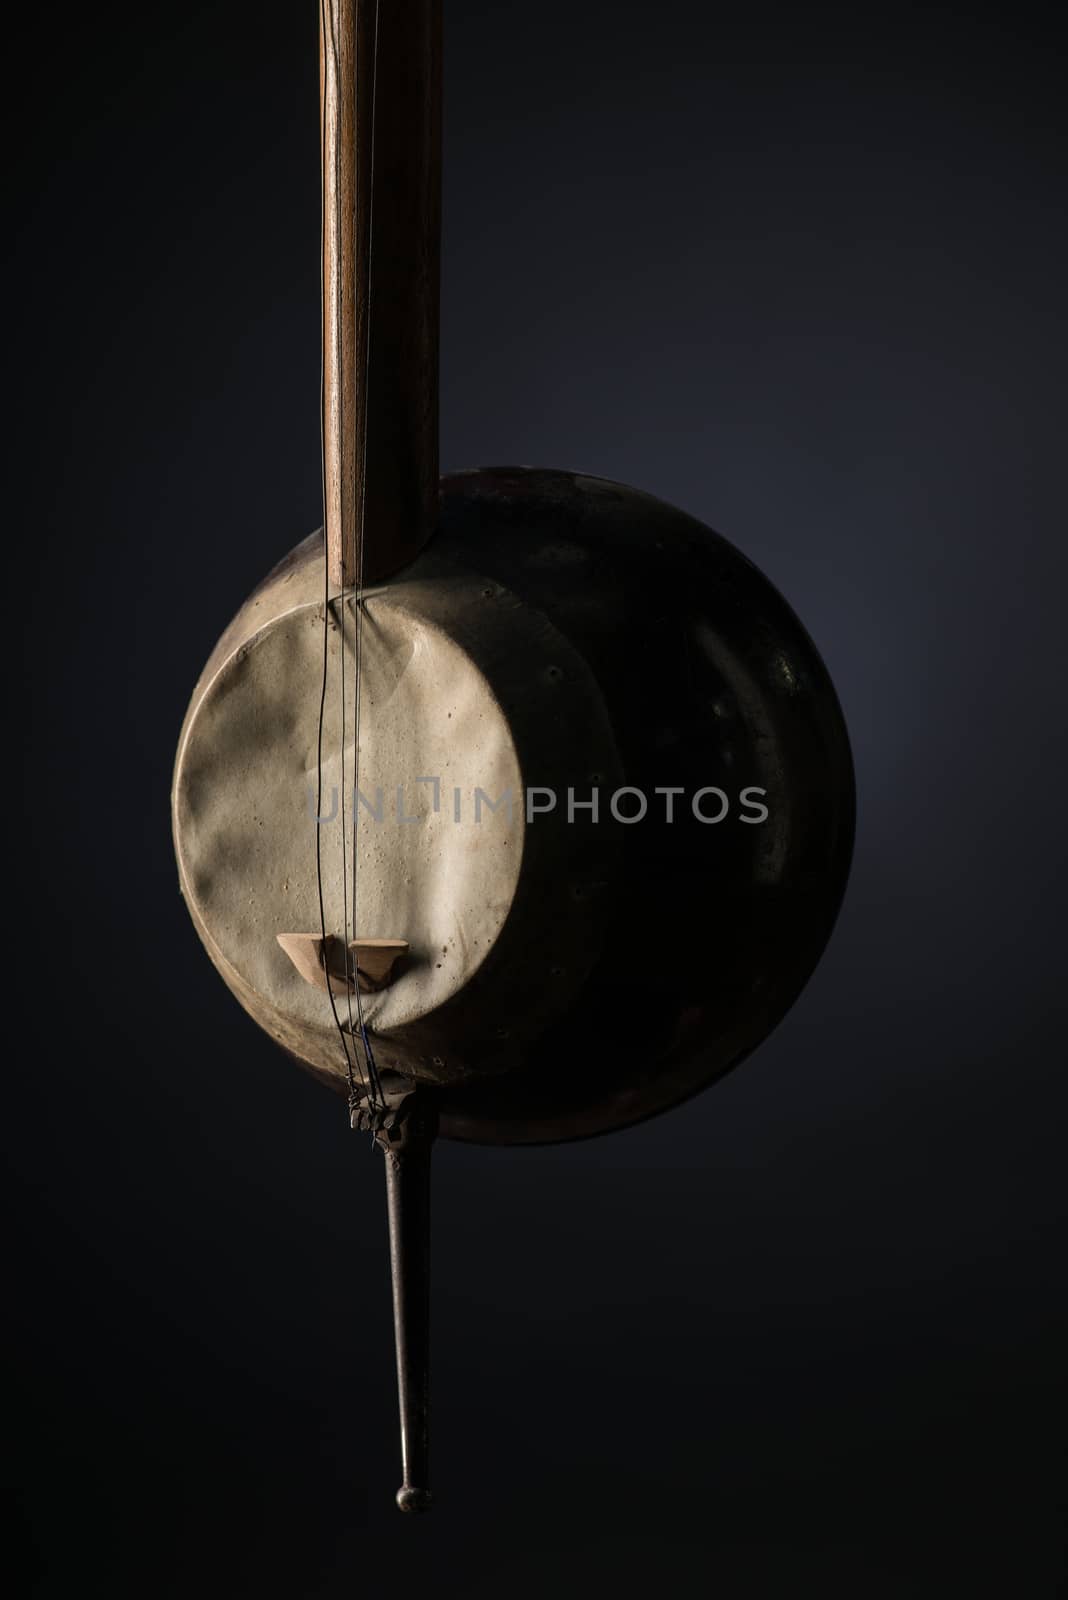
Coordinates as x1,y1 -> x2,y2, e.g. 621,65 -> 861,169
10,2 -> 1067,1594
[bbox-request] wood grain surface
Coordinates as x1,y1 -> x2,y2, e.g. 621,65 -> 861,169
321,0 -> 441,588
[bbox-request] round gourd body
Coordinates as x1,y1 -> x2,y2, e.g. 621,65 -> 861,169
173,467 -> 854,1143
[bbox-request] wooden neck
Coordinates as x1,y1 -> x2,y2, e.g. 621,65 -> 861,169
320,0 -> 441,588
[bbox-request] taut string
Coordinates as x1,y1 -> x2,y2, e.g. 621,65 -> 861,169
318,0 -> 368,1111
350,0 -> 385,1108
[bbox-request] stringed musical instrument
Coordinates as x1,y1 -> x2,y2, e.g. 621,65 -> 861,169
172,0 -> 854,1513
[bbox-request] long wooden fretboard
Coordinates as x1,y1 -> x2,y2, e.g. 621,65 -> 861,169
320,0 -> 441,588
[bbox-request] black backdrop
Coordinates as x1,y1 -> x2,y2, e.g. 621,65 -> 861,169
10,3 -> 1067,1594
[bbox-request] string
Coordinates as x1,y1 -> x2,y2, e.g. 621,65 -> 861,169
317,0 -> 366,1111
331,0 -> 357,1085
350,0 -> 385,1109
328,0 -> 371,1109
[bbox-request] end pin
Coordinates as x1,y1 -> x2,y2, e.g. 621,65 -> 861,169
396,1485 -> 433,1514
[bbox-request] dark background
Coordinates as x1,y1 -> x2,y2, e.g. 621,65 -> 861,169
9,2 -> 1067,1594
